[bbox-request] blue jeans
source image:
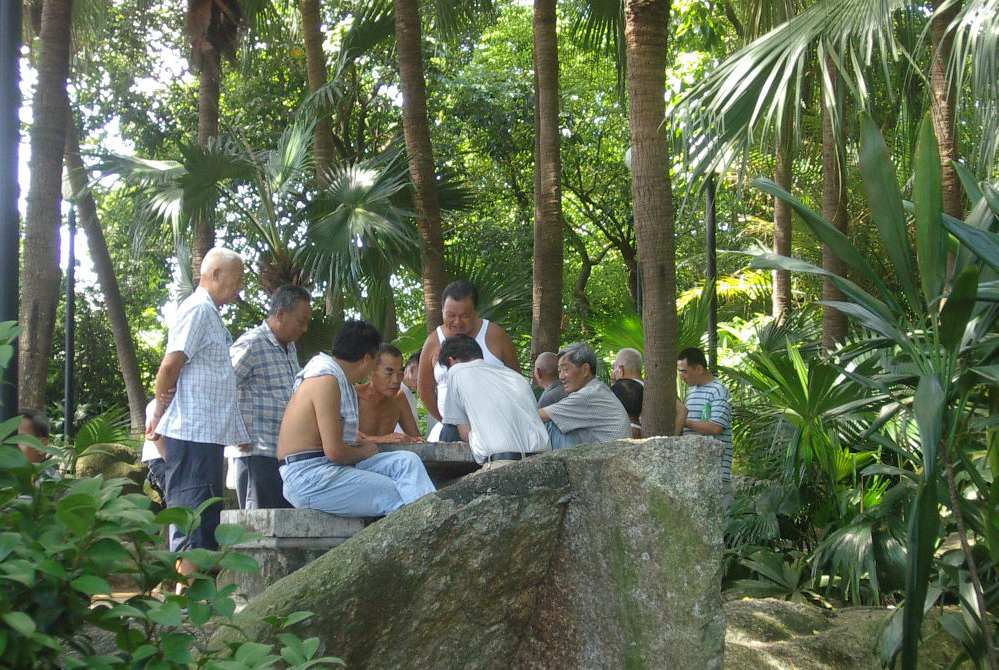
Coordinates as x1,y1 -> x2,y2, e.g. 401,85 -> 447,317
546,421 -> 582,451
280,451 -> 436,517
163,438 -> 224,551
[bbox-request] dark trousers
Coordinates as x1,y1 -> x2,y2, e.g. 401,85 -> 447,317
439,423 -> 461,442
146,457 -> 167,497
234,455 -> 291,510
163,438 -> 224,551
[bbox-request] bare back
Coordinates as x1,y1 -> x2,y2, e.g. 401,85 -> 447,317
276,377 -> 327,459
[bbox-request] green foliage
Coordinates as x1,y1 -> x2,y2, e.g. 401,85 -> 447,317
747,113 -> 999,669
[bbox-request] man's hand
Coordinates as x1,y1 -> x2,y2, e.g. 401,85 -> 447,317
237,443 -> 252,453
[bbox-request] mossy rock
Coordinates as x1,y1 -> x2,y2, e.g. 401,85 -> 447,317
75,442 -> 145,495
212,437 -> 727,669
724,598 -> 963,669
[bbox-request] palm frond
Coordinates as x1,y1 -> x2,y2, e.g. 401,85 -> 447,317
74,406 -> 136,455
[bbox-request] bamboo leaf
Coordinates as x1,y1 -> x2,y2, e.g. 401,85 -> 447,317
901,480 -> 940,669
913,114 -> 946,302
858,115 -> 922,312
939,266 -> 979,352
944,215 -> 999,272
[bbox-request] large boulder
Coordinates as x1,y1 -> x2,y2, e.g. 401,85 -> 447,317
214,437 -> 726,669
75,442 -> 145,495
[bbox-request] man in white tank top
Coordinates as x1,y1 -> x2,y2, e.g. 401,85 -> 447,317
417,280 -> 521,442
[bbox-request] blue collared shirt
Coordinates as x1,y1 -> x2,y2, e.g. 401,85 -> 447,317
226,321 -> 300,458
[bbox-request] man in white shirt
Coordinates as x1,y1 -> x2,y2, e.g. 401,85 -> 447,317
440,334 -> 549,469
146,248 -> 249,580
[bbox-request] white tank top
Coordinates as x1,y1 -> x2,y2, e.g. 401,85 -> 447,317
430,319 -> 504,440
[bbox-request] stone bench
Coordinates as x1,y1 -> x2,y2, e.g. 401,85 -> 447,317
221,442 -> 479,600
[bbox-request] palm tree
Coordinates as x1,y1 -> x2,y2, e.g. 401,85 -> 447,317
393,0 -> 449,331
531,0 -> 564,359
298,0 -> 335,185
624,0 -> 677,436
19,0 -> 73,413
820,56 -> 848,351
63,106 -> 146,431
185,0 -> 243,282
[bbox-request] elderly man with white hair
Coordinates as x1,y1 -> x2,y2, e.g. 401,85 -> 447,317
611,347 -> 644,384
146,247 -> 249,583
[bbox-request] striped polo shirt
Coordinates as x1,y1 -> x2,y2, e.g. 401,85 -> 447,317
682,379 -> 733,483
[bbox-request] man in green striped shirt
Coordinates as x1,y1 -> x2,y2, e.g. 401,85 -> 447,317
678,348 -> 733,503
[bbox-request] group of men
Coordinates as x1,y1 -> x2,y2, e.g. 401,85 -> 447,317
138,247 -> 732,580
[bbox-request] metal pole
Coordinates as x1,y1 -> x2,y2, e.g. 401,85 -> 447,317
64,207 -> 75,438
0,3 -> 21,420
705,175 -> 718,372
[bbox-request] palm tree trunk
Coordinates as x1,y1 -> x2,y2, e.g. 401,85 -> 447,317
820,57 -> 848,352
192,47 -> 221,283
299,0 -> 335,184
930,0 -> 962,220
624,0 -> 677,437
64,107 -> 146,431
19,0 -> 73,412
393,0 -> 448,331
771,110 -> 794,320
531,0 -> 564,360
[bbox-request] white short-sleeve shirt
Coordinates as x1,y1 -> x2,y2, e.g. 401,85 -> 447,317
156,287 -> 249,446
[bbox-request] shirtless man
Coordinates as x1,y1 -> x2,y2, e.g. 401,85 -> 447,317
277,320 -> 436,517
356,344 -> 422,444
417,280 -> 520,442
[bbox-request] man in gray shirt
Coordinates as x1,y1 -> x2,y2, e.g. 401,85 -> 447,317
538,342 -> 631,449
533,351 -> 567,408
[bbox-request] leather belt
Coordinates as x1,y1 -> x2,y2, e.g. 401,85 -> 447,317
485,451 -> 543,463
278,451 -> 325,466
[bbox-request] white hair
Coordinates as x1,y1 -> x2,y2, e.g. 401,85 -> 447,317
200,247 -> 243,275
615,347 -> 643,375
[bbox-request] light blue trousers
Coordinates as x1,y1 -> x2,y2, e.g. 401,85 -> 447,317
280,451 -> 436,517
546,421 -> 582,450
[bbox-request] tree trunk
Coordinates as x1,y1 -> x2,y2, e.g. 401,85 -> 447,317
930,0 -> 962,220
771,111 -> 794,320
624,0 -> 677,437
393,0 -> 448,331
192,47 -> 221,284
299,0 -> 335,184
19,0 -> 72,412
531,0 -> 564,361
820,57 -> 848,352
64,107 -> 146,431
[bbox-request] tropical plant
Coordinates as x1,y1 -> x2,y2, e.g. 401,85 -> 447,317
727,547 -> 828,606
746,112 -> 999,669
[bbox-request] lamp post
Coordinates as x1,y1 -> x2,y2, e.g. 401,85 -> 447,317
64,206 -> 76,439
705,175 -> 718,372
0,3 -> 21,420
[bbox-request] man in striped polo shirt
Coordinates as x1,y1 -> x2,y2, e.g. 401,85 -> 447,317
678,347 -> 733,506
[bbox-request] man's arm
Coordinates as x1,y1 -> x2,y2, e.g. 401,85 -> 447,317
310,377 -> 378,464
684,417 -> 723,436
396,392 -> 423,439
146,352 -> 187,439
674,399 -> 688,435
417,333 -> 442,421
456,424 -> 471,442
229,337 -> 256,452
489,325 -> 522,374
538,408 -> 552,422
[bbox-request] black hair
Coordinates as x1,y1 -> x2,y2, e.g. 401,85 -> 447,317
441,280 -> 478,308
611,380 -> 644,420
438,334 -> 483,367
376,343 -> 403,361
678,347 -> 708,369
268,284 -> 311,317
332,320 -> 382,362
406,352 -> 420,368
18,409 -> 50,439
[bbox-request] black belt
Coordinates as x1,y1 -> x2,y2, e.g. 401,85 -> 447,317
278,451 -> 325,466
485,451 -> 543,463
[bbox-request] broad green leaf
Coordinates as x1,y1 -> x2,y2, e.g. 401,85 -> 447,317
751,177 -> 895,306
940,266 -> 979,352
912,375 -> 943,477
220,552 -> 260,573
56,493 -> 99,535
901,481 -> 940,669
858,115 -> 921,312
914,114 -> 946,302
2,611 -> 36,636
820,301 -> 909,346
159,632 -> 194,663
943,215 -> 999,272
215,523 -> 254,547
147,601 -> 183,627
234,641 -> 274,664
0,445 -> 29,469
951,160 -> 983,206
971,366 -> 999,384
183,548 -> 218,570
71,574 -> 112,596
155,507 -> 197,529
282,611 -> 315,628
0,532 -> 20,561
187,601 -> 212,626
